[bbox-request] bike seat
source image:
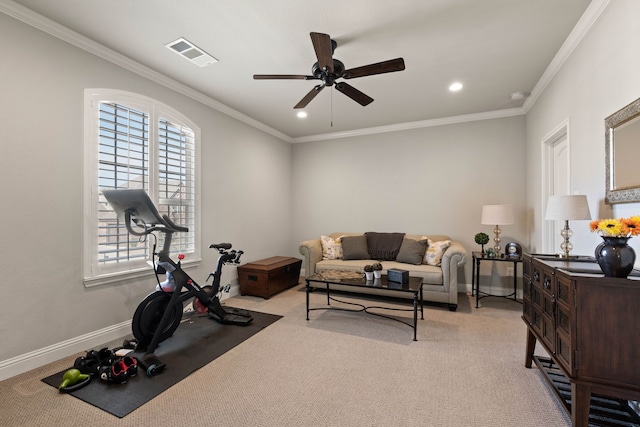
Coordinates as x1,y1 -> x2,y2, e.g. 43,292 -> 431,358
209,243 -> 232,250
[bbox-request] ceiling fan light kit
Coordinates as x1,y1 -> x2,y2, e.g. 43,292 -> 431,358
254,32 -> 405,109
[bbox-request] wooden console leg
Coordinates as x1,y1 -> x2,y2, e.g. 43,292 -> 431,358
525,328 -> 536,368
571,382 -> 591,427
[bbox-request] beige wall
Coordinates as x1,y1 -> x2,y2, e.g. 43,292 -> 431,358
0,12 -> 293,368
525,0 -> 640,257
291,116 -> 528,286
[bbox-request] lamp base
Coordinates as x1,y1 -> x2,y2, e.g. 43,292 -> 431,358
493,225 -> 502,256
559,220 -> 573,258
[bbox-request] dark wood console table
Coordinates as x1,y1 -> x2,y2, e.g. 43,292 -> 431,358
522,254 -> 640,426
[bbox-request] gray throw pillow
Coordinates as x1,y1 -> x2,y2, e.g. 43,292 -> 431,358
396,238 -> 428,265
341,235 -> 370,260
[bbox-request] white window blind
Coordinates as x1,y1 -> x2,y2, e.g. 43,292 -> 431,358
156,118 -> 196,253
97,102 -> 150,265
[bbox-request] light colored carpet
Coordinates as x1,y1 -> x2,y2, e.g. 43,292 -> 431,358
0,284 -> 570,426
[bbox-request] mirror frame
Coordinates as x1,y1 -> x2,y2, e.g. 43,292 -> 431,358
605,96 -> 640,204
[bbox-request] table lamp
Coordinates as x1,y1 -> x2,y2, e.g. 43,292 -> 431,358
481,204 -> 514,256
545,195 -> 591,258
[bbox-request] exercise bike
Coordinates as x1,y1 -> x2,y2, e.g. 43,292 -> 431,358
103,189 -> 253,376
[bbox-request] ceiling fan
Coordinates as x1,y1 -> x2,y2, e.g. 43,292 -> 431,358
253,32 -> 405,109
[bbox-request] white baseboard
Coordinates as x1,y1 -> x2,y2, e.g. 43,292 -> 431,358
0,320 -> 131,382
0,280 -> 245,382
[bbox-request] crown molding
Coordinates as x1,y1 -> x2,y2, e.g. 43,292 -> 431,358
292,108 -> 526,143
290,0 -> 610,142
523,0 -> 611,112
1,0 -> 608,144
0,0 -> 293,143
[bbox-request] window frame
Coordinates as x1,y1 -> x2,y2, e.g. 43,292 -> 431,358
83,89 -> 201,287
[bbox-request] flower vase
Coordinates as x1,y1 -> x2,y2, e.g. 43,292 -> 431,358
365,271 -> 374,281
373,270 -> 382,279
594,236 -> 636,278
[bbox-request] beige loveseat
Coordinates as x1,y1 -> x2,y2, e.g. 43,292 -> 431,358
299,232 -> 467,311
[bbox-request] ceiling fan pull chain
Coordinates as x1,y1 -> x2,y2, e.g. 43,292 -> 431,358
331,89 -> 334,127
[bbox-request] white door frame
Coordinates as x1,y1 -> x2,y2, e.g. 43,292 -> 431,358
541,118 -> 571,253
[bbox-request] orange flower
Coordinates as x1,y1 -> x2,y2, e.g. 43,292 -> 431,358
621,217 -> 640,236
589,220 -> 600,232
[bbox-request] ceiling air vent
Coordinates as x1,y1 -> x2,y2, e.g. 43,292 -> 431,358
165,37 -> 217,67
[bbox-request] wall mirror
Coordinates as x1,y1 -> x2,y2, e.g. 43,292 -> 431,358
605,96 -> 640,204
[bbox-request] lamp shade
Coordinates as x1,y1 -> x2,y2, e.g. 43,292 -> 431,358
481,204 -> 514,225
545,195 -> 591,221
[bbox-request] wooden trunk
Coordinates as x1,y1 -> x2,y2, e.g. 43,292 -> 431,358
237,256 -> 302,299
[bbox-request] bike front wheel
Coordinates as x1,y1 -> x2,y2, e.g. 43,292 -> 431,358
132,291 -> 183,347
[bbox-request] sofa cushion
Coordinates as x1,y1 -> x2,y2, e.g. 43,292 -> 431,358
396,238 -> 428,265
364,232 -> 405,260
320,235 -> 343,260
315,259 -> 443,285
425,239 -> 452,266
341,235 -> 369,260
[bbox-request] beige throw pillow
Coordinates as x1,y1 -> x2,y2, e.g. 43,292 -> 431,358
425,238 -> 452,266
320,235 -> 343,260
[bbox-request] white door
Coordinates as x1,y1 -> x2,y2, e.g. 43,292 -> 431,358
542,122 -> 570,254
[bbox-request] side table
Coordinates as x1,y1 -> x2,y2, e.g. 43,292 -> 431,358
472,251 -> 522,308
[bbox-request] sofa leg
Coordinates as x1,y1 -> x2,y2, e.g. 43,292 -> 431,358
448,304 -> 457,312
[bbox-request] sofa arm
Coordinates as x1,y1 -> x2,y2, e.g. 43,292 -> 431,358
440,241 -> 468,304
299,239 -> 323,276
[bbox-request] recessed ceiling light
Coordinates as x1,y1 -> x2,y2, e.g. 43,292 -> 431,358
510,91 -> 528,101
297,111 -> 307,118
449,82 -> 463,92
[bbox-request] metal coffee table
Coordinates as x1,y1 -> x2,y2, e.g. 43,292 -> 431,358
305,271 -> 424,341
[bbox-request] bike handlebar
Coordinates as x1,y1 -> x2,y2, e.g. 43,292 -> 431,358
103,189 -> 189,235
162,214 -> 189,233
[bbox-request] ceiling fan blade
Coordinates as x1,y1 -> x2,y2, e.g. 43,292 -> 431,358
294,85 -> 325,109
310,32 -> 333,73
253,74 -> 314,80
335,82 -> 373,106
343,58 -> 405,79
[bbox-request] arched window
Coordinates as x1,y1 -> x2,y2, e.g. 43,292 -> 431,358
84,89 -> 200,286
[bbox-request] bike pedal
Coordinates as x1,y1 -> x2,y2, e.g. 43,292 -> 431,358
140,355 -> 165,376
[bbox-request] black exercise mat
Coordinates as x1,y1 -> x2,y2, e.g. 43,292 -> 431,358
42,309 -> 281,418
